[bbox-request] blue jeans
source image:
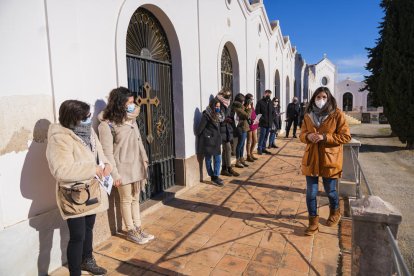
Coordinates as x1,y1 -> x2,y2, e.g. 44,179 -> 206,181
306,176 -> 339,217
205,154 -> 221,177
236,131 -> 247,159
268,130 -> 277,147
258,127 -> 270,152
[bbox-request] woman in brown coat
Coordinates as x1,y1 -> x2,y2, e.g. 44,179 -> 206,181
300,87 -> 351,235
98,87 -> 154,245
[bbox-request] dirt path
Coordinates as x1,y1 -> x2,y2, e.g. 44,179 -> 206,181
350,124 -> 414,273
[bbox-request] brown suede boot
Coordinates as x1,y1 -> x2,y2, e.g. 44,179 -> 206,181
246,155 -> 255,162
251,154 -> 258,160
326,208 -> 341,227
228,167 -> 240,177
240,158 -> 249,167
305,216 -> 319,236
235,159 -> 244,168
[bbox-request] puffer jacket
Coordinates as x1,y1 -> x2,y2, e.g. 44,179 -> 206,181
300,108 -> 351,178
46,123 -> 110,220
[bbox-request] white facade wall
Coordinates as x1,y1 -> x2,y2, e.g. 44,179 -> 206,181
336,79 -> 369,112
0,0 -> 328,274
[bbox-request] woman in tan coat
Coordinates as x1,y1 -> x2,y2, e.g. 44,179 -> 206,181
46,100 -> 111,276
98,87 -> 154,245
300,87 -> 351,235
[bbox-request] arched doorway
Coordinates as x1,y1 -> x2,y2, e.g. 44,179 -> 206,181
126,7 -> 175,201
256,59 -> 265,100
221,46 -> 233,95
274,70 -> 281,100
285,76 -> 290,107
367,92 -> 375,111
343,92 -> 353,111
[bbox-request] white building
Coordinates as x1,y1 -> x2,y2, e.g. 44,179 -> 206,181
0,0 -> 336,274
303,54 -> 337,101
337,78 -> 371,112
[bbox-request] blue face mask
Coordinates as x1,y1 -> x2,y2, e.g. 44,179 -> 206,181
80,116 -> 92,125
215,107 -> 221,113
126,104 -> 135,113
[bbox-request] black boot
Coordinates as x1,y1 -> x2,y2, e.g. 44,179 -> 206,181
228,167 -> 240,177
81,256 -> 107,275
221,167 -> 232,176
211,176 -> 224,186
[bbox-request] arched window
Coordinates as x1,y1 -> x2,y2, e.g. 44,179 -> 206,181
256,59 -> 265,100
367,92 -> 375,111
274,70 -> 281,100
343,92 -> 353,111
221,46 -> 233,94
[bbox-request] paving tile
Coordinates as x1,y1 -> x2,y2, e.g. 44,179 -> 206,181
275,268 -> 308,276
188,247 -> 226,268
227,242 -> 257,260
243,261 -> 277,276
280,253 -> 310,273
252,247 -> 283,267
210,268 -> 241,276
308,260 -> 337,276
109,262 -> 147,275
144,239 -> 175,254
179,261 -> 213,276
216,255 -> 250,273
259,231 -> 287,250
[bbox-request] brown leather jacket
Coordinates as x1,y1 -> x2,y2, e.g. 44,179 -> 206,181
300,108 -> 351,178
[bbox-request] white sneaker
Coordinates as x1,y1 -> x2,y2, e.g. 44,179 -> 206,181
127,229 -> 149,245
136,226 -> 155,241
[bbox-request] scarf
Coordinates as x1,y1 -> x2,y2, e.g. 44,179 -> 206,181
216,94 -> 231,108
205,106 -> 224,124
71,123 -> 92,148
310,104 -> 330,128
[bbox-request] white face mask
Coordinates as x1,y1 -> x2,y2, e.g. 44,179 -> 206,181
315,99 -> 327,109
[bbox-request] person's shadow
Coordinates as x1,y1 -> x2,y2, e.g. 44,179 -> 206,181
193,107 -> 205,182
21,119 -> 68,275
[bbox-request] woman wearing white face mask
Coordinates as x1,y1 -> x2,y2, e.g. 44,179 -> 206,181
300,87 -> 351,236
98,87 -> 154,245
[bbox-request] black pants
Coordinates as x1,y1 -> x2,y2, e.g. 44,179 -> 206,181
286,118 -> 298,137
66,214 -> 96,276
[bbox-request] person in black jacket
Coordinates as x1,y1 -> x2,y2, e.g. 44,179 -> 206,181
196,98 -> 224,186
268,97 -> 282,148
216,89 -> 240,177
255,90 -> 274,155
298,100 -> 307,128
285,96 -> 300,138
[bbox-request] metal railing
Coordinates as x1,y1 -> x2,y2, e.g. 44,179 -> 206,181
350,147 -> 411,276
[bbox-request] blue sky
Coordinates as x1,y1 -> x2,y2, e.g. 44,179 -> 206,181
263,0 -> 384,81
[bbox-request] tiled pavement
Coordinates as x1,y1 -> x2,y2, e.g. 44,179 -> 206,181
51,137 -> 342,276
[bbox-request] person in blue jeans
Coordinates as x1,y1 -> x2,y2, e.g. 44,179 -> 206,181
231,93 -> 251,168
196,98 -> 224,186
299,87 -> 351,235
255,90 -> 274,155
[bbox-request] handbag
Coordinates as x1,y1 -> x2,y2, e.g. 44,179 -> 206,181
58,179 -> 101,216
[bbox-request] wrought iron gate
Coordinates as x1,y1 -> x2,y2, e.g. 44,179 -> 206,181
221,46 -> 233,95
126,8 -> 175,201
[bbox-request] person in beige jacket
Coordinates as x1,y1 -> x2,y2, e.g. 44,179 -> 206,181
46,100 -> 111,276
98,87 -> 154,245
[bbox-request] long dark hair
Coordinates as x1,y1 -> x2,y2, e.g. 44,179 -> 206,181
103,87 -> 134,124
59,100 -> 90,128
305,87 -> 337,114
234,93 -> 245,104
